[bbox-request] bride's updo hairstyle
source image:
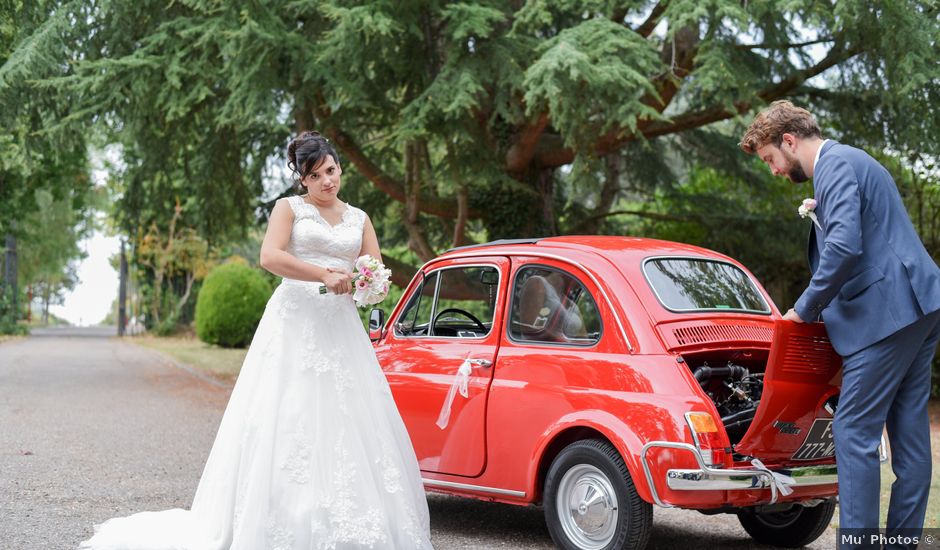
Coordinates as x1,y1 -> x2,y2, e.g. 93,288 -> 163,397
287,131 -> 340,189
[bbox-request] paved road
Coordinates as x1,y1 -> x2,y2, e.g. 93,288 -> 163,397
0,329 -> 839,549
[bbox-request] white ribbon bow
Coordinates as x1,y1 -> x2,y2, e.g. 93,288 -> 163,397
435,357 -> 473,429
750,458 -> 796,496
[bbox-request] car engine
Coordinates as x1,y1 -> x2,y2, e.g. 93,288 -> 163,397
691,362 -> 764,444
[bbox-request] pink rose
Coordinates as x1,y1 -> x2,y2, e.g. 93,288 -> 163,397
355,279 -> 368,290
802,198 -> 817,210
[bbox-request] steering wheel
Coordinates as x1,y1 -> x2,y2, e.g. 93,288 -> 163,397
432,308 -> 487,334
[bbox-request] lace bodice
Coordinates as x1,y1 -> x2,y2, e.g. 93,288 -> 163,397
284,195 -> 366,276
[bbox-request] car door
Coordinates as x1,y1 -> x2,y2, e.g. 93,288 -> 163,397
377,256 -> 508,477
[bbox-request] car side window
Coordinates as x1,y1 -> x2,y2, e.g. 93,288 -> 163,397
395,271 -> 438,337
431,266 -> 499,338
509,266 -> 602,345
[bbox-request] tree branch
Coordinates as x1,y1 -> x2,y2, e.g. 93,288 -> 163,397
641,24 -> 698,111
635,1 -> 667,38
402,141 -> 437,263
505,112 -> 550,174
591,209 -> 691,223
575,153 -> 622,234
735,37 -> 835,50
307,97 -> 469,220
508,3 -> 673,175
537,40 -> 863,167
383,254 -> 420,289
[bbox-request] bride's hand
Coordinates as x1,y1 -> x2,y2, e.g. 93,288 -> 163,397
323,269 -> 353,294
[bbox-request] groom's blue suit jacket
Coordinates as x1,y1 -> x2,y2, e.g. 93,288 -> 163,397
794,141 -> 940,356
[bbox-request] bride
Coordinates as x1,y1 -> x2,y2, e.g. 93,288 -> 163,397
81,131 -> 434,549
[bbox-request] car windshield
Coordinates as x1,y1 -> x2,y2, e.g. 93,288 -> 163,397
643,258 -> 771,314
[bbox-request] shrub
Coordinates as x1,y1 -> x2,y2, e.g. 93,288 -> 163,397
195,262 -> 272,348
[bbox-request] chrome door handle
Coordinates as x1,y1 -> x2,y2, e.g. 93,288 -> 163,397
467,358 -> 492,368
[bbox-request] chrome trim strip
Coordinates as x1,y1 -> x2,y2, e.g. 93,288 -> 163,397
439,250 -> 634,352
640,440 -> 838,508
666,464 -> 838,491
422,478 -> 527,498
641,441 -> 778,508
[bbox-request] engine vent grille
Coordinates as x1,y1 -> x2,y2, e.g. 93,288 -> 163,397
671,324 -> 774,347
779,334 -> 839,375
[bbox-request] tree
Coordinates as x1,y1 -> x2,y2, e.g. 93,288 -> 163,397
16,188 -> 95,323
0,0 -> 91,230
136,200 -> 216,333
0,0 -> 93,330
4,0 -> 937,322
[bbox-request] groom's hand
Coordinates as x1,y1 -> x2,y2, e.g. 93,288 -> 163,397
783,308 -> 805,323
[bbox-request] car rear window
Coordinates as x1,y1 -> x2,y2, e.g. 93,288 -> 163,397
643,257 -> 770,314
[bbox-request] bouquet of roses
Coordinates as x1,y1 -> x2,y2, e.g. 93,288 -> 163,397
319,254 -> 392,308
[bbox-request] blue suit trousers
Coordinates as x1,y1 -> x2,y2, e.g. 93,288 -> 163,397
835,309 -> 940,549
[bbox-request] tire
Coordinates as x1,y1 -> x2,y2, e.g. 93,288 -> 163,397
543,439 -> 652,550
737,498 -> 836,547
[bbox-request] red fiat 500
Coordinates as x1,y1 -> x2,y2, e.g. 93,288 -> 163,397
369,237 -> 843,550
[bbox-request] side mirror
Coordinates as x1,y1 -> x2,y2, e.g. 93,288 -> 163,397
369,308 -> 386,342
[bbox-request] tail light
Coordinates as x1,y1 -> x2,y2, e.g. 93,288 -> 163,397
686,412 -> 727,468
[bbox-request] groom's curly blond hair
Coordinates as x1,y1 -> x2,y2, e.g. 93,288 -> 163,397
740,100 -> 821,154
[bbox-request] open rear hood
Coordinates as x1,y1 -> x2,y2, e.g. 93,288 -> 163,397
733,321 -> 842,462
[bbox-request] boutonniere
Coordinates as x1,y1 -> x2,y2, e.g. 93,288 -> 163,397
798,198 -> 822,230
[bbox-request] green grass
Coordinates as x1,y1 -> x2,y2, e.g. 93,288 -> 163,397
0,334 -> 24,345
130,335 -> 248,382
831,400 -> 940,529
884,404 -> 940,528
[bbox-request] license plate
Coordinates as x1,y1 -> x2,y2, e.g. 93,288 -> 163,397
791,418 -> 835,460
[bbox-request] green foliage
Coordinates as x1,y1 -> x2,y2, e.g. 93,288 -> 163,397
16,187 -> 96,321
607,153 -> 812,310
0,285 -> 27,335
8,0 -> 936,261
0,0 -> 91,236
876,152 -> 940,398
195,262 -> 272,348
522,18 -> 662,148
4,0 -> 939,338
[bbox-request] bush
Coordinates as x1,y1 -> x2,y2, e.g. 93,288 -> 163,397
195,262 -> 272,348
0,287 -> 28,335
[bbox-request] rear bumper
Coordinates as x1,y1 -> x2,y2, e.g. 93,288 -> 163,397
640,441 -> 837,508
666,463 -> 837,491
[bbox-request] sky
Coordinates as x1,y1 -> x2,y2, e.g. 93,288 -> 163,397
48,149 -> 122,327
49,227 -> 120,326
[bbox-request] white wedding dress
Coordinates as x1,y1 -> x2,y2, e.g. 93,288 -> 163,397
81,196 -> 434,550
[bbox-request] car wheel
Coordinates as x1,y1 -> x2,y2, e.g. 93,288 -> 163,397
544,439 -> 652,550
737,498 -> 835,547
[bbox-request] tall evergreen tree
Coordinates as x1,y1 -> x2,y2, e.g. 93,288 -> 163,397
4,0 -> 937,271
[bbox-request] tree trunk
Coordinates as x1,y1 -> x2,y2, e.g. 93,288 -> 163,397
171,271 -> 195,325
118,239 -> 127,335
537,168 -> 557,236
453,183 -> 469,248
42,287 -> 50,325
578,153 -> 622,234
403,141 -> 437,262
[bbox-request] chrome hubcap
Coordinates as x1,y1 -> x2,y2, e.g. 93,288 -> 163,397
556,464 -> 619,549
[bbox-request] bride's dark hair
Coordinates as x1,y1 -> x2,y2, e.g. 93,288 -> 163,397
287,131 -> 340,188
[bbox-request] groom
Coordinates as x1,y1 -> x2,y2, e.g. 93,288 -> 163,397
740,101 -> 940,548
